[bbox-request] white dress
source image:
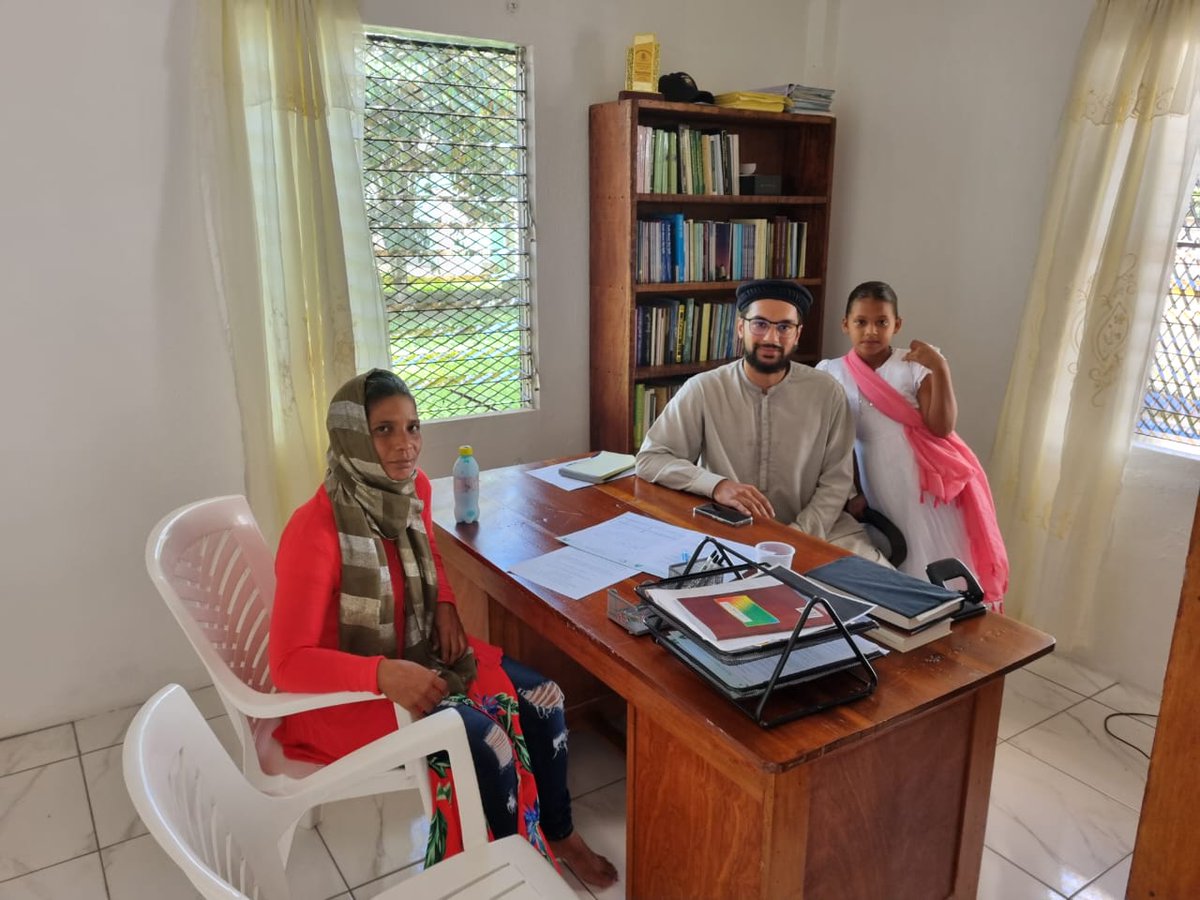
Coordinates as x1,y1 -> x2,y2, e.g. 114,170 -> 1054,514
817,353 -> 974,582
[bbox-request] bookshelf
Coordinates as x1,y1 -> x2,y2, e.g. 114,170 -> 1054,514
589,98 -> 836,452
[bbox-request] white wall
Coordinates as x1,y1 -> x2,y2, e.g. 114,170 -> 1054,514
0,1 -> 244,734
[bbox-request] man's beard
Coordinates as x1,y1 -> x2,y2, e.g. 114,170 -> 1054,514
744,344 -> 791,374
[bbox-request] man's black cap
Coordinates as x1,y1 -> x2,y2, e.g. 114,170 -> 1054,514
735,279 -> 814,319
658,72 -> 715,104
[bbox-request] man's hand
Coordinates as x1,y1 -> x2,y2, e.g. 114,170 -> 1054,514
376,658 -> 448,718
713,479 -> 775,520
434,602 -> 468,664
846,493 -> 868,520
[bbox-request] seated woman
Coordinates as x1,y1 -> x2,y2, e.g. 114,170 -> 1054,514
269,368 -> 617,887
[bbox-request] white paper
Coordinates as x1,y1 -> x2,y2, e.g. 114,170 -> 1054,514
559,511 -> 759,577
507,545 -> 640,600
525,462 -> 635,492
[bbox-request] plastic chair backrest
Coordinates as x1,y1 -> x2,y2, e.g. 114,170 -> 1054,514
146,495 -> 298,785
148,495 -> 277,696
123,685 -> 301,900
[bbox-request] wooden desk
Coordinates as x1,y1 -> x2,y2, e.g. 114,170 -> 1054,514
430,463 -> 1054,899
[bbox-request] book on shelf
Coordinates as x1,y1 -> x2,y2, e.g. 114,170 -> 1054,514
634,125 -> 742,196
643,572 -> 875,653
863,616 -> 952,652
637,217 -> 808,284
752,83 -> 836,113
712,91 -> 787,113
559,451 -> 637,484
802,556 -> 963,630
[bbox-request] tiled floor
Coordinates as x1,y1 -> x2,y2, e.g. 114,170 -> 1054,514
0,655 -> 1160,899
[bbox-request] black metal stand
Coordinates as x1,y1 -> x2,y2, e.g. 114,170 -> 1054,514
638,537 -> 879,728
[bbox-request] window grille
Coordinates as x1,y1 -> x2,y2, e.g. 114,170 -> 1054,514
1136,181 -> 1200,450
361,33 -> 535,420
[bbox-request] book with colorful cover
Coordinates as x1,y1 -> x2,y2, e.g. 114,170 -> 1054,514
644,573 -> 875,653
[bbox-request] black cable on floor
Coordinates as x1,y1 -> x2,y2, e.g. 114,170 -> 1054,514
1102,711 -> 1158,759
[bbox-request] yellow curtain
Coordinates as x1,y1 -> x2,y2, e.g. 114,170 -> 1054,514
991,0 -> 1200,647
195,0 -> 388,542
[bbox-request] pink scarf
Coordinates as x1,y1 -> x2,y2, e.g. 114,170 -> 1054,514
843,351 -> 1008,610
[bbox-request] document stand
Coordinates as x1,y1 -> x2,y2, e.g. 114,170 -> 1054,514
637,538 -> 879,728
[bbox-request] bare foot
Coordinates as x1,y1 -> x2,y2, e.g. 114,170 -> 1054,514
549,830 -> 618,889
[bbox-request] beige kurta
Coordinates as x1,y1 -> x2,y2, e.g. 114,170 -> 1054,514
635,360 -> 887,563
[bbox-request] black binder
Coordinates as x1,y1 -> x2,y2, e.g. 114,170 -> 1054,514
635,538 -> 881,728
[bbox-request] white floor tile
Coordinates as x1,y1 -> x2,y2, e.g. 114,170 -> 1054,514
564,780 -> 625,900
985,744 -> 1138,897
999,669 -> 1086,740
0,853 -> 107,900
977,847 -> 1065,899
556,862 -> 593,899
566,729 -> 625,799
0,726 -> 76,778
0,760 -> 96,881
1024,655 -> 1116,697
1073,854 -> 1132,900
81,744 -> 145,848
317,789 -> 429,888
188,685 -> 226,720
205,716 -> 243,762
74,707 -> 139,755
101,834 -> 201,899
1009,700 -> 1152,810
349,862 -> 421,899
1092,682 -> 1161,717
285,825 -> 349,900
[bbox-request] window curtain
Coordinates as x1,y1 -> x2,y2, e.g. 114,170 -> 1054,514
991,0 -> 1200,648
194,0 -> 388,542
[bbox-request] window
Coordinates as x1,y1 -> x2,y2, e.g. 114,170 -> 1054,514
1136,180 -> 1200,451
361,32 -> 535,420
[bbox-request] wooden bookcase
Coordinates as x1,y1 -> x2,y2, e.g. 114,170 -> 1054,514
588,98 -> 837,452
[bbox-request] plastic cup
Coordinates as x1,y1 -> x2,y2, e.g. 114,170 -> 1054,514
755,541 -> 796,571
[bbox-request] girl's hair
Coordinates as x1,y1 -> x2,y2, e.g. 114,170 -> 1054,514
364,369 -> 414,412
845,281 -> 899,317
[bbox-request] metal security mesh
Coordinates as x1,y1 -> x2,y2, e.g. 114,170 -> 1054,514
1136,184 -> 1200,448
362,34 -> 534,420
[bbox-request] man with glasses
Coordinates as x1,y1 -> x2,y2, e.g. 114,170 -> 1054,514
635,278 -> 886,563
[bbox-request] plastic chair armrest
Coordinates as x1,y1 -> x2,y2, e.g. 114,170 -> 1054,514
219,681 -> 384,718
273,707 -> 488,848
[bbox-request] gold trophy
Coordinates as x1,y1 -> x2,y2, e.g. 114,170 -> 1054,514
625,33 -> 660,94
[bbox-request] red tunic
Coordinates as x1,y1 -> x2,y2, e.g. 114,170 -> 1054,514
270,470 -> 500,762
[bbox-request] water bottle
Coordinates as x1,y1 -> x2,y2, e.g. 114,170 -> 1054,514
452,445 -> 480,523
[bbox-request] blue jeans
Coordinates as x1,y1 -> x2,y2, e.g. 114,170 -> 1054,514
452,656 -> 573,841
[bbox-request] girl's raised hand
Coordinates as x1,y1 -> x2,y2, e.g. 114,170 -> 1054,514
903,339 -> 948,372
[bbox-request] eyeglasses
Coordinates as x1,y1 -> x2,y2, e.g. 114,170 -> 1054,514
741,316 -> 800,338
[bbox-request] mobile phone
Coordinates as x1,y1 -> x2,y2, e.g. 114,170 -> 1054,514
694,502 -> 752,527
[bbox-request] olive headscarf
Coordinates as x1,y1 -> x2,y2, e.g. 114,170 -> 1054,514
323,370 -> 476,693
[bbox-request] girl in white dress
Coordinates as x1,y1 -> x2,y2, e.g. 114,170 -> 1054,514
817,281 -> 1006,611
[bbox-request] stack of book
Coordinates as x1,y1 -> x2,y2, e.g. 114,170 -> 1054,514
636,125 -> 741,195
636,214 -> 808,284
634,298 -> 741,368
802,556 -> 965,651
753,83 -> 835,114
712,91 -> 787,113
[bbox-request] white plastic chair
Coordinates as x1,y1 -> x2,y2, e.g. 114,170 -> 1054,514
124,685 -> 573,900
145,495 -> 436,853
